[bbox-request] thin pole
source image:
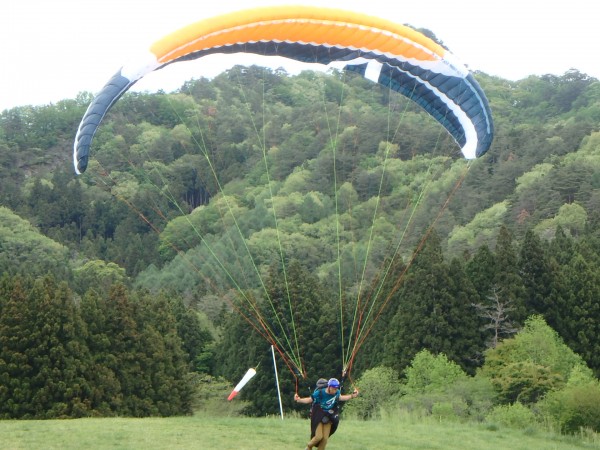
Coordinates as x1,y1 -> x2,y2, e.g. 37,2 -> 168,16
271,345 -> 284,419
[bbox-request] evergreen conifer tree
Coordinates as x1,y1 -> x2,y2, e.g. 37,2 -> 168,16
466,244 -> 496,306
547,226 -> 574,266
135,290 -> 194,415
492,226 -> 527,326
103,284 -> 154,416
519,229 -> 554,316
26,277 -> 91,418
0,276 -> 35,418
382,231 -> 481,373
445,257 -> 486,373
79,289 -> 123,415
0,276 -> 91,418
170,296 -> 215,373
557,253 -> 600,375
215,260 -> 338,416
350,254 -> 407,373
92,285 -> 195,416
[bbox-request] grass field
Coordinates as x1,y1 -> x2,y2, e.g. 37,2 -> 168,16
1,414 -> 599,450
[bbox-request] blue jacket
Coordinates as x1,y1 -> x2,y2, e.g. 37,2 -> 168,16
310,388 -> 340,438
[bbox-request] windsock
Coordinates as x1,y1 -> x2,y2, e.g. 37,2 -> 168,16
228,368 -> 257,401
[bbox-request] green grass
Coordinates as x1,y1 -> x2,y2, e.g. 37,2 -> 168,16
0,414 -> 598,450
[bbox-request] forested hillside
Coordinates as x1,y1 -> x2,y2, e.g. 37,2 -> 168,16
1,66 -> 600,427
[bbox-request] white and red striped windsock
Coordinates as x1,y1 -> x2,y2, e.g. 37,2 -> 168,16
227,368 -> 257,401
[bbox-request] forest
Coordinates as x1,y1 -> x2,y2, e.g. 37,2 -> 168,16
1,64 -> 600,433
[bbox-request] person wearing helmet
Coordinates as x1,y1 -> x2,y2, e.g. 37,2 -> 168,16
294,377 -> 359,450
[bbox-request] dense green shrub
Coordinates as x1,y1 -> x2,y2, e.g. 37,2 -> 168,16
485,402 -> 537,429
342,366 -> 401,420
538,368 -> 600,433
391,351 -> 496,421
479,316 -> 587,404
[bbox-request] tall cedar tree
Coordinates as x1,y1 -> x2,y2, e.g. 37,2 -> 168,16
213,291 -> 288,416
102,284 -> 146,416
135,290 -> 194,415
1,278 -> 196,418
445,257 -> 487,373
27,277 -> 91,418
350,256 -> 408,374
382,231 -> 482,374
266,260 -> 338,416
466,244 -> 496,305
544,227 -> 574,337
79,289 -> 123,415
0,276 -> 35,418
100,284 -> 194,416
169,296 -> 215,374
215,260 -> 338,416
213,312 -> 258,389
492,226 -> 527,325
557,252 -> 600,376
547,226 -> 574,266
0,276 -> 91,418
466,244 -> 505,347
518,229 -> 554,316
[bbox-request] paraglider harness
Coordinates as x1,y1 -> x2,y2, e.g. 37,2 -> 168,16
309,378 -> 340,438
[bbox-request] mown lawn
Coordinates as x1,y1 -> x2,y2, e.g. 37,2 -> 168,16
1,414 -> 598,449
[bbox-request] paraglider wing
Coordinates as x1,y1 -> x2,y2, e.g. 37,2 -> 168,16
227,368 -> 257,401
73,6 -> 493,174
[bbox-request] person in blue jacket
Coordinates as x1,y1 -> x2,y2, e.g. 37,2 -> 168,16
294,377 -> 359,450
